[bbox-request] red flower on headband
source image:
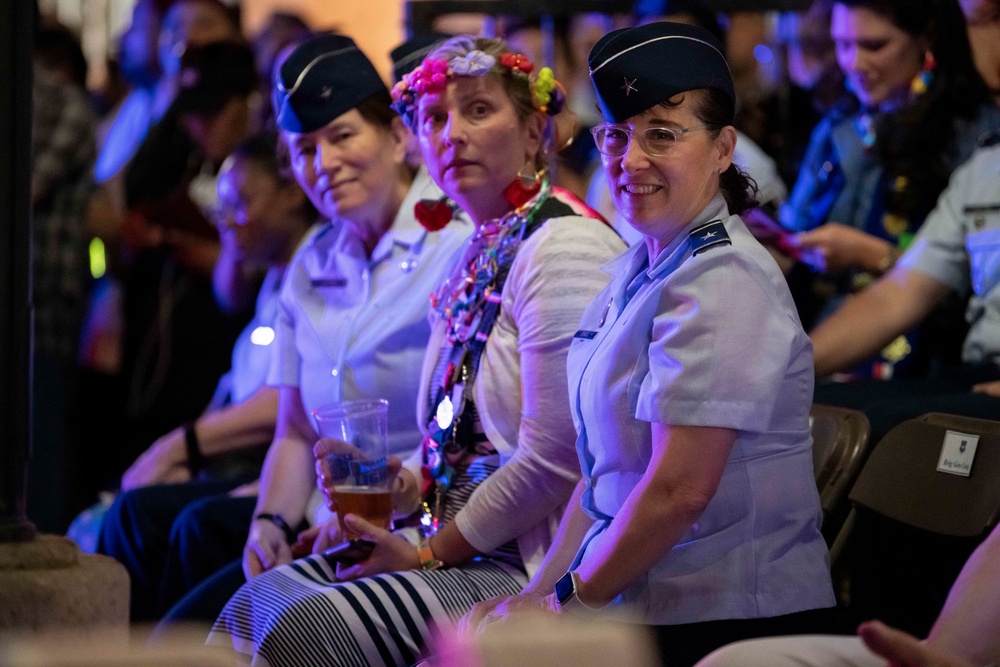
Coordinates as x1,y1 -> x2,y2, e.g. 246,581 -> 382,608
499,53 -> 533,74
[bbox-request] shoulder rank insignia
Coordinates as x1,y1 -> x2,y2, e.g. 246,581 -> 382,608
689,219 -> 731,256
978,128 -> 1000,148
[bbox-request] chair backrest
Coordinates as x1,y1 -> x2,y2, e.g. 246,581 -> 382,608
810,404 -> 870,539
833,412 -> 1000,636
849,412 -> 1000,537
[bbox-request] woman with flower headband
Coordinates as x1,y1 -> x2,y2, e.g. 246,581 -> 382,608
208,35 -> 624,665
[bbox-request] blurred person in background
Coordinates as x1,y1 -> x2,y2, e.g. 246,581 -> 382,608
98,131 -> 318,622
30,18 -> 97,532
250,12 -> 312,131
775,0 -> 1000,380
71,0 -> 247,516
106,41 -> 257,495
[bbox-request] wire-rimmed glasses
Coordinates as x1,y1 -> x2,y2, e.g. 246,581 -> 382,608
590,124 -> 707,157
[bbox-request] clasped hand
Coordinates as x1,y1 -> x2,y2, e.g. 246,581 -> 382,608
459,591 -> 561,635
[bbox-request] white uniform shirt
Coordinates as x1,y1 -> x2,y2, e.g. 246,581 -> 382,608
268,169 -> 472,458
223,225 -> 322,405
897,143 -> 1000,365
567,195 -> 835,625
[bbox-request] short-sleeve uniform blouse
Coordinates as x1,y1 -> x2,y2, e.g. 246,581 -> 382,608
567,195 -> 835,625
268,169 -> 471,457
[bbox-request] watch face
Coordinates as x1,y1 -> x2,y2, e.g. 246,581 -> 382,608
555,572 -> 575,605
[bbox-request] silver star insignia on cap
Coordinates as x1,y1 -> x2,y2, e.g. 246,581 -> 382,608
621,77 -> 638,96
320,86 -> 332,100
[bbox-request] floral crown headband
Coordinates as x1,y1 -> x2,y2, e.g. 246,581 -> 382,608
391,49 -> 566,129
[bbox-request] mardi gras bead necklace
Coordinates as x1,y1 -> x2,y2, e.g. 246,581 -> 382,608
429,179 -> 551,344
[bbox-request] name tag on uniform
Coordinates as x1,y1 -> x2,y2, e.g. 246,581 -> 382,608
963,204 -> 1000,214
310,277 -> 348,288
574,330 -> 598,340
936,430 -> 979,477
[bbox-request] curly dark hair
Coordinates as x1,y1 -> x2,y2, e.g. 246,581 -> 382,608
661,89 -> 760,215
234,131 -> 316,222
836,0 -> 992,232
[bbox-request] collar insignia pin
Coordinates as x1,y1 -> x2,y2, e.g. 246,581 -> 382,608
621,77 -> 638,96
598,298 -> 612,327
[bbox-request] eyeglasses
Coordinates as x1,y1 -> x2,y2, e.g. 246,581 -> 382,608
590,124 -> 707,157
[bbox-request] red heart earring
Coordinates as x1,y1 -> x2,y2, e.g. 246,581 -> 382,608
414,198 -> 456,232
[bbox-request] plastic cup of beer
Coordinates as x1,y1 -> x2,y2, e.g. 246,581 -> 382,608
312,399 -> 393,541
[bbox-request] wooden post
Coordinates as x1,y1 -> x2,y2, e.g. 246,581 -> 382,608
0,0 -> 37,543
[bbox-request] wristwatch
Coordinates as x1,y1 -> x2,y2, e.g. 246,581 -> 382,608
554,571 -> 600,615
417,537 -> 445,571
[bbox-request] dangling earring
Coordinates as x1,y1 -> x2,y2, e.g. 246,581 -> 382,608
413,176 -> 457,233
503,162 -> 546,210
911,51 -> 936,96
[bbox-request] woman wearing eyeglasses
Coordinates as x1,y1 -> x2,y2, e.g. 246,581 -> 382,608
464,23 -> 836,667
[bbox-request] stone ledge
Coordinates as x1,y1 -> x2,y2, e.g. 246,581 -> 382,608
0,535 -> 78,571
0,536 -> 128,638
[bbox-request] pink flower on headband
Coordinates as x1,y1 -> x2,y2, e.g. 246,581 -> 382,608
410,58 -> 450,95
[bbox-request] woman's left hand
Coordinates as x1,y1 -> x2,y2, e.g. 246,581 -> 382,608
333,514 -> 420,581
792,223 -> 895,274
472,591 -> 558,634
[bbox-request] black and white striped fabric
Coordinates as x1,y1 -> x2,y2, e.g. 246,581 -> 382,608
207,456 -> 526,666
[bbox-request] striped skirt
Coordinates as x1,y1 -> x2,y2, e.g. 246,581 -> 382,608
207,551 -> 526,667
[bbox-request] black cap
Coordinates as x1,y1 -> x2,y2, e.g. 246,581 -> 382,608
390,32 -> 450,83
588,21 -> 734,124
174,41 -> 256,116
273,33 -> 388,133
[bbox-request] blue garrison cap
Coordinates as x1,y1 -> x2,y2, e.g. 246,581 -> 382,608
588,22 -> 734,123
390,33 -> 450,83
273,33 -> 388,133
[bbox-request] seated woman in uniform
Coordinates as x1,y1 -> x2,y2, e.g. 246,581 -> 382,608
206,34 -> 625,666
463,22 -> 837,667
151,33 -> 476,624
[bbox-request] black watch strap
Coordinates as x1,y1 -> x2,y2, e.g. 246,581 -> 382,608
255,512 -> 297,544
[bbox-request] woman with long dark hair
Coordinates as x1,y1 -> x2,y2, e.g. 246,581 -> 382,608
780,0 -> 1000,365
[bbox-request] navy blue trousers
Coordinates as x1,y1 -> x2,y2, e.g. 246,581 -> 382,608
98,479 -> 255,622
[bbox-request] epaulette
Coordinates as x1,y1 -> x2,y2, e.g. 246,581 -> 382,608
689,219 -> 731,256
978,129 -> 1000,148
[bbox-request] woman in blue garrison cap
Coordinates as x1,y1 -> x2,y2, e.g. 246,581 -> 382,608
464,22 -> 837,667
234,32 -> 475,589
208,34 -> 624,665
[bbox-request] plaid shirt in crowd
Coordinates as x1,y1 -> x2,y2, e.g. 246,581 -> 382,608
32,66 -> 96,362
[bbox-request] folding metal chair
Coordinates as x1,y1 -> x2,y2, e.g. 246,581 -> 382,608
829,412 -> 1000,636
810,404 -> 871,543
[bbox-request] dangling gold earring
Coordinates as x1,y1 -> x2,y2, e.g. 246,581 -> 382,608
504,161 -> 547,209
517,162 -> 545,189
